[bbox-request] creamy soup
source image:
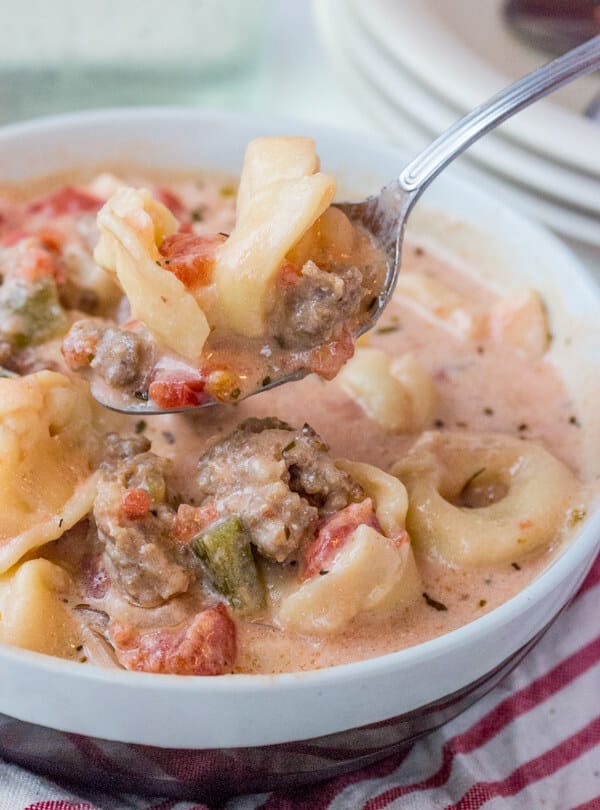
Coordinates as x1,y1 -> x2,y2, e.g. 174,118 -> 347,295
0,150 -> 590,676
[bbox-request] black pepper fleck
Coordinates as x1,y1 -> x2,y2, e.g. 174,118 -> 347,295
135,419 -> 147,434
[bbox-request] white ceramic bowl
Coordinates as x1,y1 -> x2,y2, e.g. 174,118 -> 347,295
0,108 -> 598,800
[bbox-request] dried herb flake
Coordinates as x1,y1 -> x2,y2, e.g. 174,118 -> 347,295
423,592 -> 448,612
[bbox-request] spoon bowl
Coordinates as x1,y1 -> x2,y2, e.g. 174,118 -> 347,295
92,35 -> 600,415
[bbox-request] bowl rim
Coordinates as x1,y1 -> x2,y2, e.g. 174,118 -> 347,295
0,106 -> 598,733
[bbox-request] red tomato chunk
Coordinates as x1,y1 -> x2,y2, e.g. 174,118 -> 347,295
148,378 -> 209,410
26,186 -> 102,217
121,488 -> 152,521
303,498 -> 380,580
159,233 -> 226,289
110,604 -> 236,675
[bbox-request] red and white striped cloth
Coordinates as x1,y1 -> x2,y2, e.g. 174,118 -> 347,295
4,554 -> 599,810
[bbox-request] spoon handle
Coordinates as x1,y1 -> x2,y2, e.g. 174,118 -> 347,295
397,34 -> 600,196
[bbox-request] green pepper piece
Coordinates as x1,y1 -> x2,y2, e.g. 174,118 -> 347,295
191,515 -> 266,614
0,278 -> 67,348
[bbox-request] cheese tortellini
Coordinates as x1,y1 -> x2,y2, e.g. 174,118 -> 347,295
393,431 -> 578,566
278,461 -> 421,635
338,347 -> 437,433
215,136 -> 337,337
395,271 -> 483,340
0,559 -> 81,658
488,289 -> 551,359
94,187 -> 211,362
0,371 -> 99,573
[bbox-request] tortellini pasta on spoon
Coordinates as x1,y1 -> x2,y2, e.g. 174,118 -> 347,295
63,137 -> 387,412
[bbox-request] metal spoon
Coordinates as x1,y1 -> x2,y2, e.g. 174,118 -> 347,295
98,34 -> 600,415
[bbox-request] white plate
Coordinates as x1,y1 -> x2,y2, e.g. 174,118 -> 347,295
351,0 -> 600,177
314,0 -> 600,246
343,5 -> 600,217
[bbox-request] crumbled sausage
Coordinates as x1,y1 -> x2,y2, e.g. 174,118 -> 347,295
91,326 -> 152,388
284,423 -> 364,512
63,319 -> 153,389
274,261 -> 363,349
94,439 -> 195,607
195,417 -> 363,562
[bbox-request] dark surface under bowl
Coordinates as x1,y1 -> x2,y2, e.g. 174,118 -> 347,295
0,618 -> 555,803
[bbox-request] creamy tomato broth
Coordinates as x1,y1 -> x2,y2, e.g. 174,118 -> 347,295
0,162 -> 589,676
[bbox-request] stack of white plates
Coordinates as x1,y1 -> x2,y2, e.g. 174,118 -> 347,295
313,0 -> 600,246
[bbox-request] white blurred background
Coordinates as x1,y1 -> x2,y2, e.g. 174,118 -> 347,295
0,0 -> 598,271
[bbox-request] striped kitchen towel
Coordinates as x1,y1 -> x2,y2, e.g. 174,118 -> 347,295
3,553 -> 599,810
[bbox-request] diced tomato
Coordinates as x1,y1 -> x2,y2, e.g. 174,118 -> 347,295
278,259 -> 302,288
121,488 -> 152,521
14,246 -> 60,282
35,227 -> 65,253
303,498 -> 380,580
159,232 -> 226,289
61,327 -> 100,369
0,229 -> 29,247
26,186 -> 102,218
154,187 -> 187,220
148,377 -> 209,410
174,502 -> 219,543
306,328 -> 355,380
110,604 -> 237,676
